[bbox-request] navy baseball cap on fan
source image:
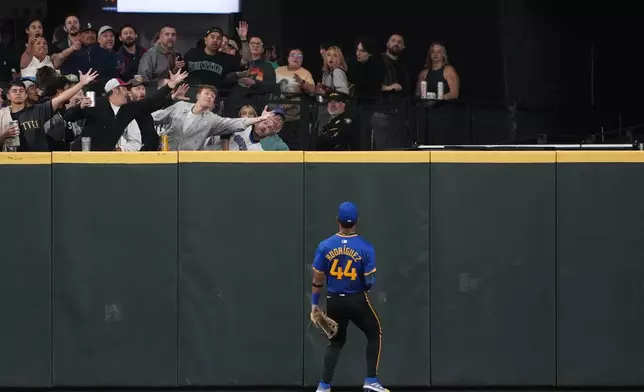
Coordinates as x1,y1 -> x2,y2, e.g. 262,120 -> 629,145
8,79 -> 26,89
206,27 -> 224,37
338,202 -> 358,225
272,105 -> 286,119
80,23 -> 97,33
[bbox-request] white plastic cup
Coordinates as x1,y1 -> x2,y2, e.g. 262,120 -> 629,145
81,137 -> 91,152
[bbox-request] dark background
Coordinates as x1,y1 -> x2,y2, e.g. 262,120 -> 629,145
278,0 -> 644,140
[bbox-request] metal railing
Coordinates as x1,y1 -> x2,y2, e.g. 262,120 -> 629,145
3,78 -> 641,151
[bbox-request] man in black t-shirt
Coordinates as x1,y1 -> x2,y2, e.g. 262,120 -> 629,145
370,33 -> 411,150
42,76 -> 89,151
0,70 -> 98,151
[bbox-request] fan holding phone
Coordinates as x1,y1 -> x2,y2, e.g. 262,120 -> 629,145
137,25 -> 183,82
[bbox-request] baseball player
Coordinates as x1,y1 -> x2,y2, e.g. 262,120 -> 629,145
311,202 -> 388,392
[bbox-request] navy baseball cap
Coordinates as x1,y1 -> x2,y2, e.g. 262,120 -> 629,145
338,202 -> 358,224
272,105 -> 286,119
206,27 -> 224,37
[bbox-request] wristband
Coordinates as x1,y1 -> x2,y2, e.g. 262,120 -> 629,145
312,292 -> 320,306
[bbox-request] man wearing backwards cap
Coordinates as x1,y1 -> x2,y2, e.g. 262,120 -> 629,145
183,26 -> 241,89
310,201 -> 388,392
64,68 -> 188,151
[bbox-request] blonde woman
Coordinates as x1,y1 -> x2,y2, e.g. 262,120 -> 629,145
238,105 -> 257,118
317,46 -> 349,95
416,42 -> 459,100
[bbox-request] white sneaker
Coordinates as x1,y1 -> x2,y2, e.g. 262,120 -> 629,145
316,382 -> 331,392
363,380 -> 389,392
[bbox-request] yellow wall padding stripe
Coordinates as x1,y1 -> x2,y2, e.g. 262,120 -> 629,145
557,151 -> 644,163
0,153 -> 51,165
179,151 -> 304,163
52,152 -> 178,164
431,151 -> 556,163
305,151 -> 430,163
3,150 -> 644,165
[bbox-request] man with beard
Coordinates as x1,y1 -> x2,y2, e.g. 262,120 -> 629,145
184,27 -> 240,90
151,84 -> 276,151
50,14 -> 81,55
127,75 -> 189,151
138,25 -> 184,83
64,69 -> 188,151
318,92 -> 355,151
59,23 -> 119,84
370,33 -> 410,150
118,25 -> 148,81
380,33 -> 409,96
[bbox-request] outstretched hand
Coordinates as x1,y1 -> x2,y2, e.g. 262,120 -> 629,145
78,69 -> 99,86
258,105 -> 275,121
236,21 -> 248,41
168,68 -> 189,89
172,84 -> 190,101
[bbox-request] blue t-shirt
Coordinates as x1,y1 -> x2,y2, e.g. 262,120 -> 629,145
312,233 -> 376,294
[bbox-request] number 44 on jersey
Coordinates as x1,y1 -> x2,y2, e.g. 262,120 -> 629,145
330,258 -> 357,280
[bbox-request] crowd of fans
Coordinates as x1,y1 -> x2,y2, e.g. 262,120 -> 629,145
0,15 -> 462,153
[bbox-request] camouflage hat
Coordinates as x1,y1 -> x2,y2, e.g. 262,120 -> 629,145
127,75 -> 148,87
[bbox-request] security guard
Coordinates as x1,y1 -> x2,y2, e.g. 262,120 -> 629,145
317,91 -> 355,151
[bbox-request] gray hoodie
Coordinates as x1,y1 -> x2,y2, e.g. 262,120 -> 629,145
137,44 -> 177,82
151,101 -> 251,151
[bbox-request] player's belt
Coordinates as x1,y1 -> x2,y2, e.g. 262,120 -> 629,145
327,292 -> 362,298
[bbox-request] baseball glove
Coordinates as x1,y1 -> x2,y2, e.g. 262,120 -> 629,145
310,309 -> 339,339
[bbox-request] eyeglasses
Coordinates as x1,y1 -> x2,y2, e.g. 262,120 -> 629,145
290,53 -> 303,58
